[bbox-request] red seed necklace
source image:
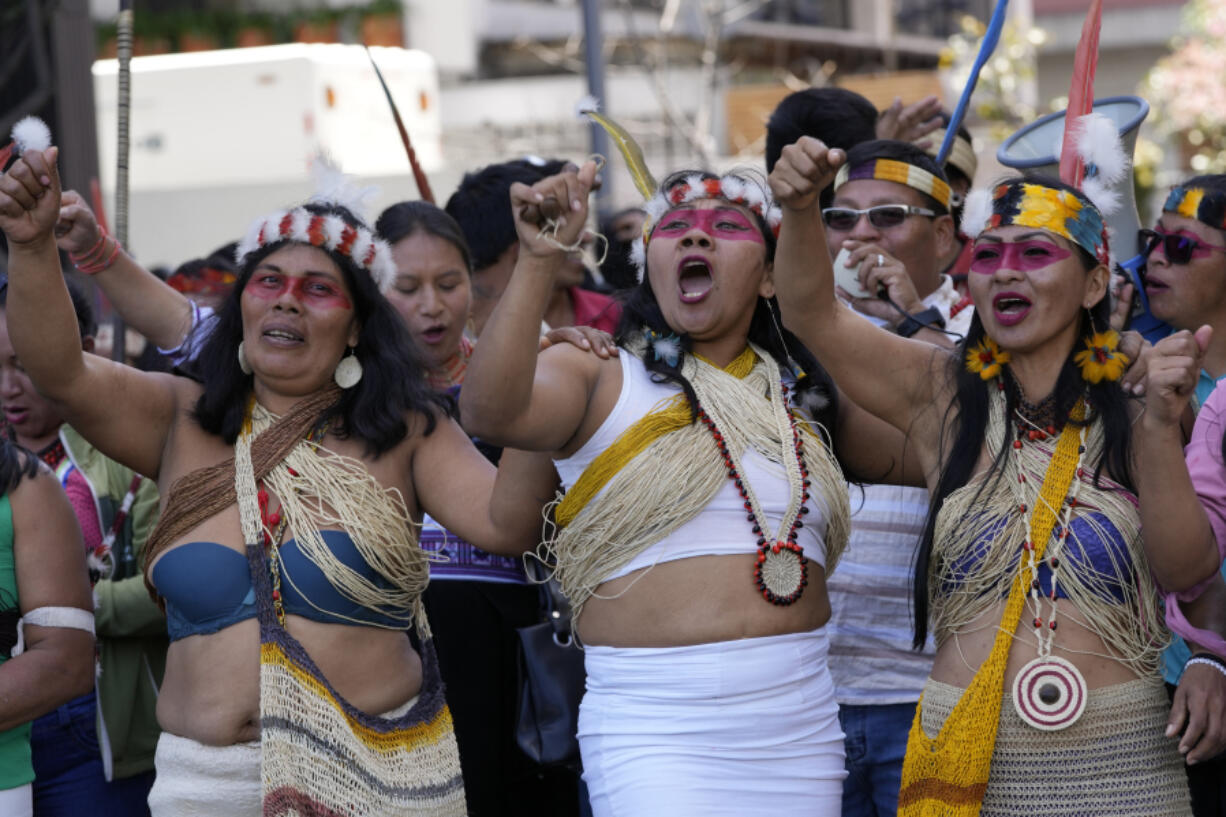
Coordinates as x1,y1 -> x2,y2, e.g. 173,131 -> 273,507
696,380 -> 811,606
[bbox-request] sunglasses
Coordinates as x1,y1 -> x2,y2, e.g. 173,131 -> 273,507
1139,228 -> 1226,265
821,204 -> 937,232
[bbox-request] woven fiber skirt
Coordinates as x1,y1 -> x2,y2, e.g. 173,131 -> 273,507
579,628 -> 846,817
919,676 -> 1191,816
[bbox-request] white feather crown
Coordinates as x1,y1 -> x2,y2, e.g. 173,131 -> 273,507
630,173 -> 783,282
235,156 -> 394,290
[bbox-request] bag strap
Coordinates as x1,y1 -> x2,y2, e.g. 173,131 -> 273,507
525,557 -> 575,645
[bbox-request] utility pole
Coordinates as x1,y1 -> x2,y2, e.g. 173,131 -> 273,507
580,0 -> 612,221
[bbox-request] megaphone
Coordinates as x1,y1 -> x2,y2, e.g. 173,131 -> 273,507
997,96 -> 1168,340
997,96 -> 1149,256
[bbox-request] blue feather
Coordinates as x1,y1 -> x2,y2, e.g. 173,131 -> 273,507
938,0 -> 1011,166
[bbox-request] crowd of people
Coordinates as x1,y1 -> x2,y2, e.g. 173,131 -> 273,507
0,76 -> 1223,817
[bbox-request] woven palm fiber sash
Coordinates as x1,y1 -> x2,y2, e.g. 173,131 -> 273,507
546,345 -> 849,625
898,400 -> 1085,817
141,384 -> 342,601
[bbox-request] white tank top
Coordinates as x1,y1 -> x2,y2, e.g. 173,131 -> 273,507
554,352 -> 830,582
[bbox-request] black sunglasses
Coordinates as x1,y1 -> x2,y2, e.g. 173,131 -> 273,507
821,204 -> 937,232
1139,228 -> 1226,266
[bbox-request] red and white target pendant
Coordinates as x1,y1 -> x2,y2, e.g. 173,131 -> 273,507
1011,655 -> 1087,731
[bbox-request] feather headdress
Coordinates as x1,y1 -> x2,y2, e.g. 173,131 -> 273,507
236,155 -> 394,290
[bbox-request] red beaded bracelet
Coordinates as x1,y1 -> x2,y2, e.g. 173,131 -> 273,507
69,229 -> 109,267
75,236 -> 123,275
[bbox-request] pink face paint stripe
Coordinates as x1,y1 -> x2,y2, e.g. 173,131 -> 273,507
970,240 -> 1073,275
651,208 -> 766,245
247,273 -> 353,310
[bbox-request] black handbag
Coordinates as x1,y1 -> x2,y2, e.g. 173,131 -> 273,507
515,560 -> 586,767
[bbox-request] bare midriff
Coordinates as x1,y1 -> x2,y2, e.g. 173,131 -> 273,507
156,610 -> 422,746
928,598 -> 1145,692
577,553 -> 830,648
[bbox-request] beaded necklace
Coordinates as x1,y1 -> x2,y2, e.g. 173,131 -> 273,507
1005,385 -> 1090,730
257,422 -> 330,626
696,379 -> 811,606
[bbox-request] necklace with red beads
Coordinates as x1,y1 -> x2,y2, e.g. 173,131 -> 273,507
256,421 -> 329,625
696,375 -> 811,606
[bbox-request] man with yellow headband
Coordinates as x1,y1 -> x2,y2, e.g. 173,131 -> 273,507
821,138 -> 972,817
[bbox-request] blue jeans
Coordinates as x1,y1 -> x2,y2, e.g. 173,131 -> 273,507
838,701 -> 917,817
30,691 -> 154,817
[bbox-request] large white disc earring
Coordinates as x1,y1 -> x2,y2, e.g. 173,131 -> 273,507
334,348 -> 363,389
237,341 -> 252,375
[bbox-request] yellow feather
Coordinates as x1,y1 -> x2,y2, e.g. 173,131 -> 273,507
582,110 -> 658,200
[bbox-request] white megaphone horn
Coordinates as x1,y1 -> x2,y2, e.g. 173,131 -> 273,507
997,95 -> 1168,338
997,95 -> 1149,261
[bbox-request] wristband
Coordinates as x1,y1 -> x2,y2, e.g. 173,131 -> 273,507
1186,656 -> 1226,681
896,306 -> 946,338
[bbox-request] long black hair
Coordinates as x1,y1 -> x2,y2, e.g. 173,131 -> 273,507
614,169 -> 844,456
911,175 -> 1137,648
192,202 -> 449,455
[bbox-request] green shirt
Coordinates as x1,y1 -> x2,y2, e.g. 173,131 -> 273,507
0,495 -> 34,790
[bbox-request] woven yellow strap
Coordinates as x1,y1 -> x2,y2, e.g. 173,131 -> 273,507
898,400 -> 1085,816
555,347 -> 757,528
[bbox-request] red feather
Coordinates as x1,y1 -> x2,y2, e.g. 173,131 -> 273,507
0,143 -> 12,170
365,47 -> 435,205
90,177 -> 110,236
1059,0 -> 1103,186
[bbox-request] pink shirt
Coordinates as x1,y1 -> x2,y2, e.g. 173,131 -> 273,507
1171,381 -> 1226,655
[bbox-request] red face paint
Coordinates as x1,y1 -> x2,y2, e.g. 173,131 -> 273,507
247,271 -> 353,310
970,240 -> 1072,275
652,208 -> 765,244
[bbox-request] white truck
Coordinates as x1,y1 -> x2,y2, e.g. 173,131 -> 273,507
93,43 -> 442,267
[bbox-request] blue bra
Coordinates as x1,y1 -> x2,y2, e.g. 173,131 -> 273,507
944,511 -> 1134,604
152,531 -> 410,641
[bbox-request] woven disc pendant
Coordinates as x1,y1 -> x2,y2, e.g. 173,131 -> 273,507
755,542 -> 807,606
1011,655 -> 1087,731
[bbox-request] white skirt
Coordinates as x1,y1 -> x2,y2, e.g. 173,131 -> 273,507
579,628 -> 846,817
147,732 -> 261,817
0,783 -> 32,817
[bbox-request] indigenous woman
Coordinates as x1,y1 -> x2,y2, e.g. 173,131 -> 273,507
0,438 -> 95,817
0,146 -> 558,816
460,160 -> 921,814
768,134 -> 1226,815
376,199 -> 590,813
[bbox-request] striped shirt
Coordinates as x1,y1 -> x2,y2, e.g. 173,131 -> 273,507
827,484 -> 936,705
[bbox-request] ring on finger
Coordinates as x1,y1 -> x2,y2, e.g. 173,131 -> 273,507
876,253 -> 885,268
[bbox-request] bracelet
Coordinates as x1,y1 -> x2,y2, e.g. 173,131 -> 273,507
68,230 -> 108,266
75,236 -> 123,275
1186,656 -> 1226,681
896,306 -> 946,338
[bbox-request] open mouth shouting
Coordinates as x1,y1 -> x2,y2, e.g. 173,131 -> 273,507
992,291 -> 1032,327
678,256 -> 714,304
420,323 -> 449,345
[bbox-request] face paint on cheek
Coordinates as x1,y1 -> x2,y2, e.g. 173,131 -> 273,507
969,240 -> 1073,275
652,208 -> 766,245
246,273 -> 353,310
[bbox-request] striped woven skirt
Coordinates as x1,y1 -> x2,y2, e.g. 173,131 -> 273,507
918,676 -> 1191,816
